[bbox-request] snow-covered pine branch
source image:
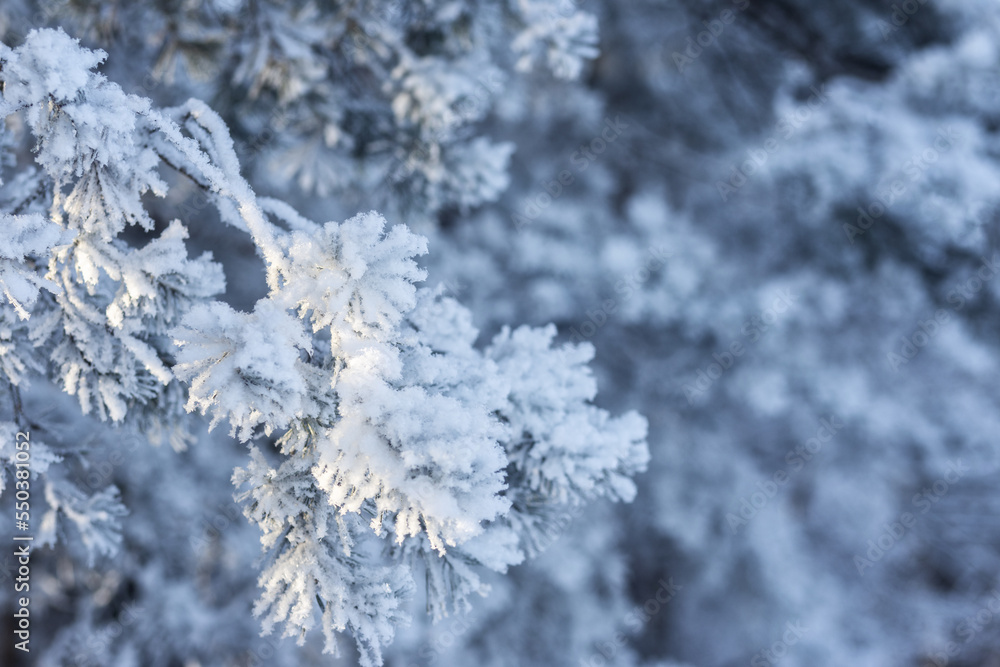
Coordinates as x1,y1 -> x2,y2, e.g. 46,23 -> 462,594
0,28 -> 647,665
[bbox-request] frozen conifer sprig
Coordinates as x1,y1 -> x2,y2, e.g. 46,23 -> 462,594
0,28 -> 647,665
0,28 -> 225,436
14,0 -> 600,226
